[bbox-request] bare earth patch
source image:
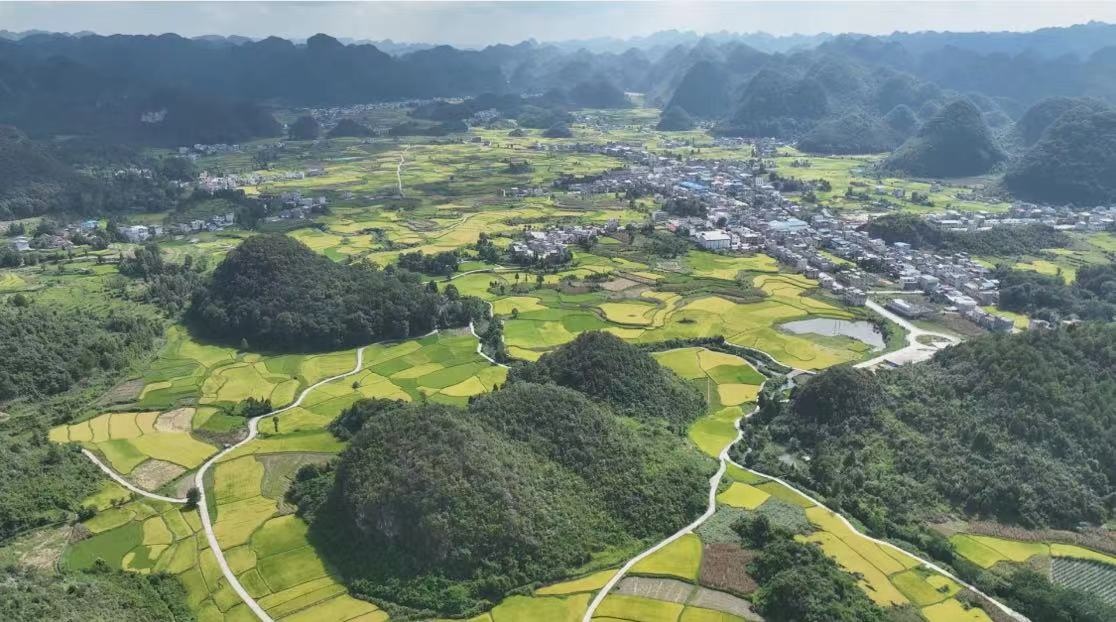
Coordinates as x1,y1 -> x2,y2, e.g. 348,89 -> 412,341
130,459 -> 187,490
699,543 -> 758,596
96,379 -> 145,406
1,525 -> 71,571
599,277 -> 640,292
615,576 -> 694,604
155,407 -> 197,433
691,586 -> 763,621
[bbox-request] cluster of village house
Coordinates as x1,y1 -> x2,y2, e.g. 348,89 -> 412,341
508,222 -> 619,261
513,144 -> 1116,333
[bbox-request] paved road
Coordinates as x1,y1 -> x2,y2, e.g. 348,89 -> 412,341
855,299 -> 959,369
724,454 -> 1028,621
395,147 -> 409,197
80,448 -> 188,504
191,345 -> 372,622
581,405 -> 750,621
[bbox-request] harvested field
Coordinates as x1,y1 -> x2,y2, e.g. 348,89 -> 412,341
698,543 -> 757,596
689,587 -> 762,621
96,379 -> 145,405
155,407 -> 197,433
129,459 -> 187,490
615,576 -> 694,604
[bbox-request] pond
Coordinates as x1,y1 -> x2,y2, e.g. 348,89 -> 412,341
780,318 -> 886,350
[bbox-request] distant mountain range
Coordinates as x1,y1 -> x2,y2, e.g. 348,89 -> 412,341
1,22 -> 1115,202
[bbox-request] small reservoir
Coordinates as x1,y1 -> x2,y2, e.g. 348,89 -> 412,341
780,318 -> 886,350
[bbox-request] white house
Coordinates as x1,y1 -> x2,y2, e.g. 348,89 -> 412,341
695,230 -> 731,250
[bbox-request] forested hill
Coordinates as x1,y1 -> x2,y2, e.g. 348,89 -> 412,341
288,362 -> 711,615
187,234 -> 487,352
743,324 -> 1116,534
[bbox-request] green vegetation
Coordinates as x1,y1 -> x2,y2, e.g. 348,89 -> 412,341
188,234 -> 485,351
289,376 -> 711,615
884,100 -> 1004,177
0,303 -> 160,402
0,564 -> 195,621
508,331 -> 706,430
1006,106 -> 1116,205
744,325 -> 1116,538
1015,96 -> 1111,146
997,264 -> 1116,321
741,516 -> 889,622
657,106 -> 697,131
798,112 -> 902,155
865,213 -> 1070,256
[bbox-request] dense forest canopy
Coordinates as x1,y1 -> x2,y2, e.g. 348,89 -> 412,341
187,234 -> 486,352
997,264 -> 1116,322
743,325 -> 1116,533
0,304 -> 160,402
1005,106 -> 1116,204
289,378 -> 710,615
507,331 -> 706,430
884,99 -> 1005,177
0,565 -> 195,621
863,213 -> 1070,256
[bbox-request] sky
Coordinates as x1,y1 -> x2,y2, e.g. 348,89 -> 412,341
1,1 -> 1115,47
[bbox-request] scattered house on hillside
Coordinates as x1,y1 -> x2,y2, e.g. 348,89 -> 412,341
8,236 -> 30,252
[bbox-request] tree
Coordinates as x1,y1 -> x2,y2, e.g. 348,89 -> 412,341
288,115 -> 322,141
185,487 -> 200,509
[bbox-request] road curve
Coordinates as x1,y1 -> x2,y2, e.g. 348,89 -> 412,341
80,448 -> 188,504
192,345 -> 372,622
855,299 -> 959,369
581,405 -> 750,621
724,455 -> 1029,621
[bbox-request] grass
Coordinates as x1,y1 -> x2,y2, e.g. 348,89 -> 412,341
630,533 -> 703,581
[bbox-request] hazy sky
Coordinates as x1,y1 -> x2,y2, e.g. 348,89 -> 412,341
2,1 -> 1115,47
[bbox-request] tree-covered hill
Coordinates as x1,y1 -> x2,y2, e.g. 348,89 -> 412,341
0,303 -> 161,402
997,264 -> 1116,322
508,331 -> 706,430
743,324 -> 1116,533
567,78 -> 630,109
187,234 -> 486,351
0,566 -> 195,621
797,112 -> 902,154
663,60 -> 733,119
1005,106 -> 1116,205
289,380 -> 710,615
656,106 -> 696,131
326,118 -> 375,138
1016,96 -> 1111,146
863,213 -> 1069,256
0,125 -> 77,218
719,70 -> 829,138
884,99 -> 1006,177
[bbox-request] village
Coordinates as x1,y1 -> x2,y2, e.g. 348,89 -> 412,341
506,142 -> 1116,335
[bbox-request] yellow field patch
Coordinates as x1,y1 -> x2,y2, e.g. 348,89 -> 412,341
716,482 -> 770,509
630,533 -> 702,581
716,384 -> 761,406
440,376 -> 488,397
536,570 -> 616,596
493,296 -> 547,315
921,599 -> 994,622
